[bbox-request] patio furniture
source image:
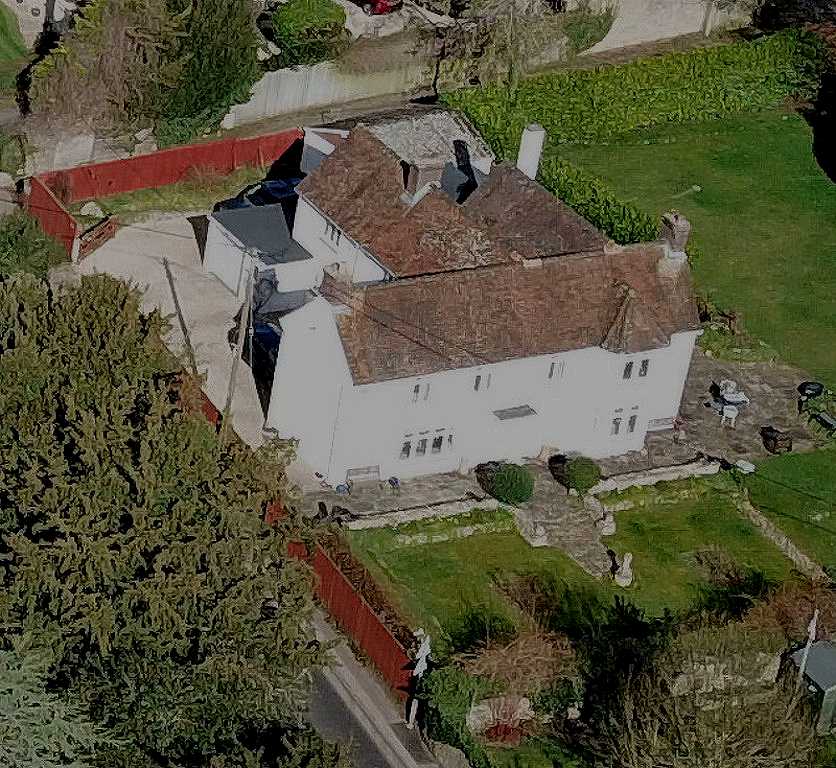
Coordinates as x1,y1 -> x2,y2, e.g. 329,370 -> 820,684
761,426 -> 793,454
798,381 -> 826,414
814,411 -> 836,436
719,379 -> 738,395
720,405 -> 739,428
388,476 -> 401,495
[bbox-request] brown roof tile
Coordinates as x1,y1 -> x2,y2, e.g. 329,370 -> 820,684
464,163 -> 606,257
321,246 -> 700,384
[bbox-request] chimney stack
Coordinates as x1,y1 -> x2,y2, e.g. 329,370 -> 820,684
516,123 -> 546,180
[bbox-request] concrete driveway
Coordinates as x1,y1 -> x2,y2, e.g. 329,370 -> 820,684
77,212 -> 268,449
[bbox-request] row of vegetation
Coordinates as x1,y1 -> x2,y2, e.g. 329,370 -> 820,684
0,219 -> 344,767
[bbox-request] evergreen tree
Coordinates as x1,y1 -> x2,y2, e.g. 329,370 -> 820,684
0,274 -> 336,767
0,646 -> 104,768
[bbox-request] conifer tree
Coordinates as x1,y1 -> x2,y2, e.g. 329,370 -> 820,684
0,274 -> 339,767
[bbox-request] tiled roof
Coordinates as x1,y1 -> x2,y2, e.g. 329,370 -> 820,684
297,130 -> 606,277
600,283 -> 671,354
464,163 -> 605,257
320,245 -> 700,385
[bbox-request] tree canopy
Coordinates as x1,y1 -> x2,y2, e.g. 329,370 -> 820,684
0,273 -> 339,767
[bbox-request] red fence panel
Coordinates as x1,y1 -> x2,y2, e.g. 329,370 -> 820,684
27,177 -> 77,258
37,129 -> 303,203
311,546 -> 412,697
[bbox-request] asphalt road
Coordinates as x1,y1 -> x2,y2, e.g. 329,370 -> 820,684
308,669 -> 393,768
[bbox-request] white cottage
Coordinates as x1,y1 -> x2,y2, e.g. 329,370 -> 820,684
208,112 -> 701,485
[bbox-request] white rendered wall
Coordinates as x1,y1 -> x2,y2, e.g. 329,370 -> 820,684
204,216 -> 323,296
268,302 -> 699,484
292,197 -> 389,283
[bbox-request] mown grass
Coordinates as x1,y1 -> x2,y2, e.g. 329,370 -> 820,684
348,482 -> 795,642
558,111 -> 836,384
745,445 -> 836,574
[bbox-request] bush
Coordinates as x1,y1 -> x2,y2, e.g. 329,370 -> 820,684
271,0 -> 347,68
563,2 -> 615,55
565,457 -> 600,497
445,604 -> 517,654
444,29 -> 826,154
0,212 -> 65,278
482,463 -> 534,504
420,666 -> 498,768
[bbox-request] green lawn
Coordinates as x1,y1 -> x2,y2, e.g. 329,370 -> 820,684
0,5 -> 26,98
348,522 -> 599,647
559,111 -> 836,384
745,446 -> 836,574
349,487 -> 794,641
604,479 -> 795,614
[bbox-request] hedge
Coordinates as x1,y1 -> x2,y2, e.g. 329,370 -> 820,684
485,463 -> 535,505
443,29 -> 826,156
271,0 -> 347,68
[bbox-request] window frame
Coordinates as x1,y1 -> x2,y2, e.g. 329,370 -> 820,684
639,359 -> 649,377
400,441 -> 411,459
628,414 -> 637,433
412,384 -> 420,403
623,361 -> 634,380
611,417 -> 622,436
416,438 -> 427,456
432,435 -> 443,454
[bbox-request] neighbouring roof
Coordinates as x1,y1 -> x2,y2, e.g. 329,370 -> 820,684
464,163 -> 605,258
792,641 -> 836,692
320,245 -> 700,385
212,205 -> 311,265
367,111 -> 494,173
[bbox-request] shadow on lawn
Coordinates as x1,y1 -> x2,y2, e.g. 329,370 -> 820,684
805,70 -> 836,183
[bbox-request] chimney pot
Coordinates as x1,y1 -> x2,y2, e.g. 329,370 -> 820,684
516,123 -> 546,180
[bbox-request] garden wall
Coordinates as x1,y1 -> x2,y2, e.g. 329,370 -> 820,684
26,128 -> 302,259
221,60 -> 427,129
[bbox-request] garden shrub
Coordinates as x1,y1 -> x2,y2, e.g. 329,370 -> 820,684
271,0 -> 347,69
445,604 -> 517,654
693,566 -> 777,621
420,666 -> 498,768
444,29 -> 826,155
483,463 -> 534,504
564,457 -> 600,498
0,212 -> 65,278
563,1 -> 615,55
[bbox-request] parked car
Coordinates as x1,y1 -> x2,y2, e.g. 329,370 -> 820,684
350,0 -> 402,14
213,177 -> 303,212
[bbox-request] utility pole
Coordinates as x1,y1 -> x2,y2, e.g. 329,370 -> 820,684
220,255 -> 255,445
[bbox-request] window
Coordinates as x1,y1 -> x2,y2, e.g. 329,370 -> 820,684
639,359 -> 649,377
474,373 -> 491,391
628,415 -> 637,433
474,374 -> 481,391
448,434 -> 454,448
432,435 -> 443,453
611,418 -> 622,436
424,383 -> 431,401
548,359 -> 565,379
549,362 -> 555,379
412,384 -> 420,403
416,439 -> 427,456
400,441 -> 411,459
324,221 -> 341,246
623,361 -> 634,379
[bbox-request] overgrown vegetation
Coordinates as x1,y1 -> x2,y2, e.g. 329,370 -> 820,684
30,0 -> 263,146
0,273 -> 343,767
270,0 -> 347,69
0,211 -> 65,278
0,4 -> 27,100
562,1 -> 615,55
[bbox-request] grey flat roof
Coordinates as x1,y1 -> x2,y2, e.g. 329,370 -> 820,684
792,641 -> 836,692
212,205 -> 311,264
494,405 -> 537,421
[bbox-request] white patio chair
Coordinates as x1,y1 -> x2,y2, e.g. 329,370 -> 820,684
720,405 -> 739,428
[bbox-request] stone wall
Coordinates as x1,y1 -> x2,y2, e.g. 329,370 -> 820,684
590,458 -> 721,495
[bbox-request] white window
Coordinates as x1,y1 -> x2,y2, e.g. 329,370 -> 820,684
628,415 -> 637,433
412,384 -> 420,403
432,435 -> 443,454
400,441 -> 411,459
474,374 -> 481,391
611,418 -> 622,436
623,361 -> 634,380
416,438 -> 427,456
639,359 -> 649,377
548,359 -> 565,379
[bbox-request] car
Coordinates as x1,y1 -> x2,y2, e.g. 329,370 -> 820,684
213,177 -> 303,212
350,0 -> 402,14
